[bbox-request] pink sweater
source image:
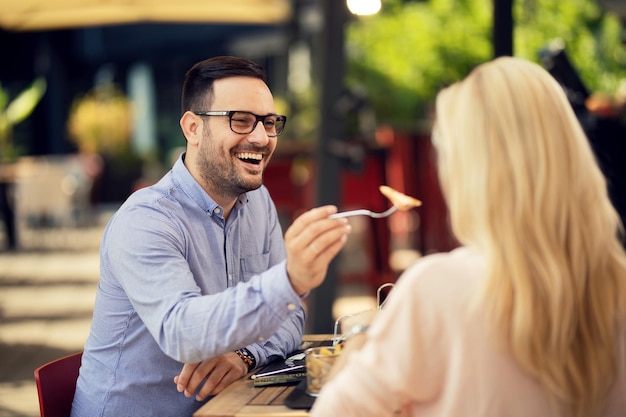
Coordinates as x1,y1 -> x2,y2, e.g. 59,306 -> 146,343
310,247 -> 626,417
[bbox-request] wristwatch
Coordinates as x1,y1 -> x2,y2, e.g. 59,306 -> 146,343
234,347 -> 256,372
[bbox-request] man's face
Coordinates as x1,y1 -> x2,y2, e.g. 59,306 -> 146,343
196,76 -> 278,199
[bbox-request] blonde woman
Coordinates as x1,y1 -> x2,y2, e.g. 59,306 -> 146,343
310,57 -> 626,417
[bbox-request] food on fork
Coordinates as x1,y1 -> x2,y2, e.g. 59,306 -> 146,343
379,185 -> 422,211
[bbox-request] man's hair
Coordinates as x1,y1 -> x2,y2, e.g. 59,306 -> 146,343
181,56 -> 267,115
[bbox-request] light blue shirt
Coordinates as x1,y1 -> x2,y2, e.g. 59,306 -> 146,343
72,153 -> 305,417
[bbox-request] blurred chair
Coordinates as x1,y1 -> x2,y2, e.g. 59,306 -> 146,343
33,352 -> 82,417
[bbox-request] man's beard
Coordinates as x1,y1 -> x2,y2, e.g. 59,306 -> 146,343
196,134 -> 269,200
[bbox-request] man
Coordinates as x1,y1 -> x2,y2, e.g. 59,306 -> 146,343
71,56 -> 351,417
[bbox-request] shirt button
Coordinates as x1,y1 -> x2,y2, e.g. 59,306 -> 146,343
213,208 -> 221,214
257,336 -> 265,342
287,303 -> 296,311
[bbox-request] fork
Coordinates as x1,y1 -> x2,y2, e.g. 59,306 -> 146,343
329,206 -> 398,219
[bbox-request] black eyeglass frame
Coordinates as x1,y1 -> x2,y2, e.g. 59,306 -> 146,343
193,110 -> 287,137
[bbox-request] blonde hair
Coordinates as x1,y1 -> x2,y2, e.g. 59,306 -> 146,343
433,56 -> 626,417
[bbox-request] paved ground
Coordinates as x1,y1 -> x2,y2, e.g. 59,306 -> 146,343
0,217 -> 375,417
0,229 -> 103,417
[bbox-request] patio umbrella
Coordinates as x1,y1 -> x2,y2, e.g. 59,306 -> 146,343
0,0 -> 291,31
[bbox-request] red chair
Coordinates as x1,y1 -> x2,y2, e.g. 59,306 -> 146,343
33,352 -> 82,417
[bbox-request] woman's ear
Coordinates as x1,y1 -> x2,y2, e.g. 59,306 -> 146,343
180,111 -> 201,146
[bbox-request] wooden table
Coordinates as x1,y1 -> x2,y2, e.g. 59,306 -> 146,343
193,335 -> 331,417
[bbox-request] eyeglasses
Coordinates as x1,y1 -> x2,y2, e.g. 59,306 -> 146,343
193,110 -> 287,137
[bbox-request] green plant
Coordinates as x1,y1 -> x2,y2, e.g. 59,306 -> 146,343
346,0 -> 491,129
67,83 -> 132,157
345,0 -> 626,130
0,78 -> 47,161
516,0 -> 626,97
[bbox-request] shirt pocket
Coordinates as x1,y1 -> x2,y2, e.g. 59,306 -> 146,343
240,252 -> 271,281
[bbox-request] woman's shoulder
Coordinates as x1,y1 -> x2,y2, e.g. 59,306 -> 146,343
405,246 -> 484,279
394,246 -> 486,302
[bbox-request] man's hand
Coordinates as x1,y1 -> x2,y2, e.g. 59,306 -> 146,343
174,352 -> 247,401
284,206 -> 351,296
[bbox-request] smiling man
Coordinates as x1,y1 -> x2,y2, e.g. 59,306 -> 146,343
71,56 -> 351,417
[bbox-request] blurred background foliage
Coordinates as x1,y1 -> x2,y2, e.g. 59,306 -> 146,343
345,0 -> 626,131
67,83 -> 132,157
0,78 -> 47,161
515,0 -> 626,94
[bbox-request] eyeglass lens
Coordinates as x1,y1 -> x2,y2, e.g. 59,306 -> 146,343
230,111 -> 285,137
